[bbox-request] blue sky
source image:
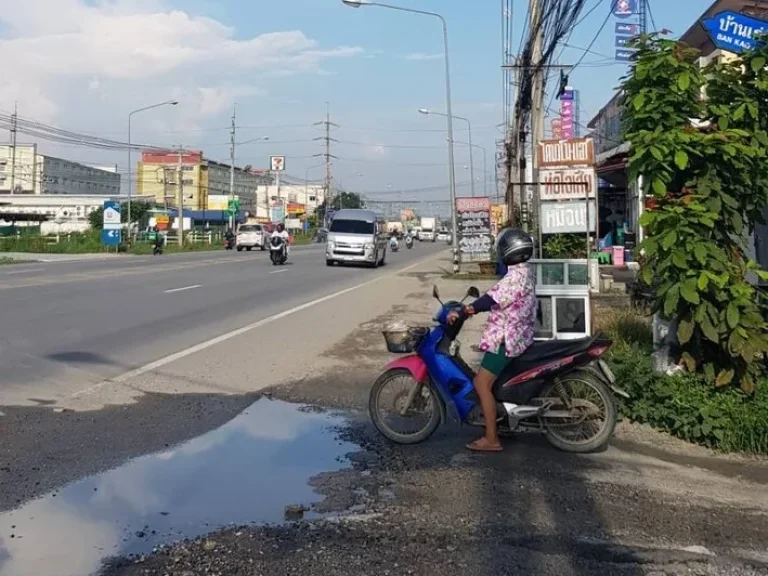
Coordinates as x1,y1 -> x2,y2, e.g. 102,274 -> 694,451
1,0 -> 717,202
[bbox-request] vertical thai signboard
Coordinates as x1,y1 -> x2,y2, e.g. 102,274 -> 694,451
456,197 -> 492,264
536,137 -> 598,289
614,0 -> 639,61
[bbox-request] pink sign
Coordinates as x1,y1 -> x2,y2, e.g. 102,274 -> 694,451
561,99 -> 575,140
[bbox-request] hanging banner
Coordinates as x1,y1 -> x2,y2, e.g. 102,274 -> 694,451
456,197 -> 492,263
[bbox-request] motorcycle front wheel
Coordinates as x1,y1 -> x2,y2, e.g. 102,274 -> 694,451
538,370 -> 617,453
369,368 -> 441,445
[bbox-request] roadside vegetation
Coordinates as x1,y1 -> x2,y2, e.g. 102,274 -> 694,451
599,308 -> 768,456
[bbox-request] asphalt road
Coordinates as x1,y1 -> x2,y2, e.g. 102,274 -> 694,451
0,241 -> 445,407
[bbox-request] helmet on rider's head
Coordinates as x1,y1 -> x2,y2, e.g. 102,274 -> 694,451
497,228 -> 534,266
277,223 -> 285,233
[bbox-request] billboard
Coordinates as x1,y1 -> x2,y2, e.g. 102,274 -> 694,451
270,156 -> 286,172
456,197 -> 492,263
207,194 -> 230,211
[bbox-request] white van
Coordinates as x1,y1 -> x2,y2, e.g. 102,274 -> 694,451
326,209 -> 388,267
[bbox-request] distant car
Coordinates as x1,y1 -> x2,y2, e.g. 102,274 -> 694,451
236,224 -> 267,251
437,229 -> 450,242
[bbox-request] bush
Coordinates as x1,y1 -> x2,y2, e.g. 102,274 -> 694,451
609,346 -> 768,455
594,307 -> 653,351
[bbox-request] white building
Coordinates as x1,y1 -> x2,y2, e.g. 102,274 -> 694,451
0,145 -> 121,196
245,183 -> 325,221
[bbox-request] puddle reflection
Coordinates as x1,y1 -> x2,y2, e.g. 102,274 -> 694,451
0,399 -> 356,576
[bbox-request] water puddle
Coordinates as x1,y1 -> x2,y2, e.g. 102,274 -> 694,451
0,398 -> 357,576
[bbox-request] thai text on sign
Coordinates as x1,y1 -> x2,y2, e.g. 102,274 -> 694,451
540,168 -> 597,201
537,138 -> 595,168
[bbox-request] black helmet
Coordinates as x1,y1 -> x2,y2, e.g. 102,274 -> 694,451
498,228 -> 534,266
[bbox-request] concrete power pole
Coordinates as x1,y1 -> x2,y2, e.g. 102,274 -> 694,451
9,102 -> 17,195
530,0 -> 545,256
313,105 -> 338,225
177,147 -> 184,246
229,106 -> 236,230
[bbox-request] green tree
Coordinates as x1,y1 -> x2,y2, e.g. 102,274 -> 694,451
315,192 -> 365,224
621,34 -> 768,392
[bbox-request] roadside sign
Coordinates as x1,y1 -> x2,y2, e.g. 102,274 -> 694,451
456,197 -> 492,264
540,168 -> 597,201
537,138 -> 595,168
615,49 -> 635,62
540,201 -> 596,234
613,0 -> 636,19
702,11 -> 768,55
103,200 -> 121,230
227,199 -> 240,215
101,229 -> 121,246
270,156 -> 286,172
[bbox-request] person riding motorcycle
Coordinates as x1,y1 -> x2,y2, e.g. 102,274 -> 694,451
446,229 -> 536,453
224,228 -> 235,248
389,234 -> 399,250
271,223 -> 290,258
153,226 -> 164,250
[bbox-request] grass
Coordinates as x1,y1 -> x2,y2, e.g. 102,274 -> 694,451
129,241 -> 224,255
0,257 -> 34,265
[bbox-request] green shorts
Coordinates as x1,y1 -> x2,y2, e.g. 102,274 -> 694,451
480,345 -> 512,376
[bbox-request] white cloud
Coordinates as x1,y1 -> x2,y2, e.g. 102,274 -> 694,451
0,0 -> 362,126
404,52 -> 443,61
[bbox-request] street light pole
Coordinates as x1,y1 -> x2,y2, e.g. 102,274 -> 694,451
343,0 -> 459,272
127,100 -> 178,242
456,141 -> 488,198
419,108 -> 474,198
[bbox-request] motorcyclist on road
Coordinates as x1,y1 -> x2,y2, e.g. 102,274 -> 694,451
153,226 -> 164,248
271,223 -> 290,258
389,234 -> 399,250
447,228 -> 536,453
224,228 -> 235,247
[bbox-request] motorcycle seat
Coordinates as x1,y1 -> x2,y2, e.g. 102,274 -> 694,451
491,334 -> 601,389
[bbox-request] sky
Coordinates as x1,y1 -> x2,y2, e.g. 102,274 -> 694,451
0,0 -> 717,203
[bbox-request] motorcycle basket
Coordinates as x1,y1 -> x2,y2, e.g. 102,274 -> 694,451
382,327 -> 429,354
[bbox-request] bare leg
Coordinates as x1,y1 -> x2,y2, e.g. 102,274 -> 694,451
467,368 -> 502,452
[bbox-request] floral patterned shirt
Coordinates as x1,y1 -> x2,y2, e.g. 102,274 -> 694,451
478,263 -> 536,358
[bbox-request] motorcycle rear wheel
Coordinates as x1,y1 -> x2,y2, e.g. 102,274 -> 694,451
539,370 -> 616,453
369,368 -> 441,445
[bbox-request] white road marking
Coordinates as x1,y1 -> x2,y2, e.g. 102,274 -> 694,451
110,254 -> 437,384
163,284 -> 202,294
269,269 -> 288,274
5,268 -> 45,275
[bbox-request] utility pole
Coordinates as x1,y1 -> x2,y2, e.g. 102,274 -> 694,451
313,103 -> 338,225
229,105 -> 236,230
177,146 -> 184,246
9,102 -> 17,195
530,0 -> 545,255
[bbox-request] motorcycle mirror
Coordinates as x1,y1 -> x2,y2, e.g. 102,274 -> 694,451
432,285 -> 442,302
467,286 -> 480,299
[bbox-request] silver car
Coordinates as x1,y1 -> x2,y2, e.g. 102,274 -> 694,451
326,209 -> 388,268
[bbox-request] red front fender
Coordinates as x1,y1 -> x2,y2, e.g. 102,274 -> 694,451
385,355 -> 428,383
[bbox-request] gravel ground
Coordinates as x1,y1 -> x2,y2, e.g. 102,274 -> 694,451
101,280 -> 768,576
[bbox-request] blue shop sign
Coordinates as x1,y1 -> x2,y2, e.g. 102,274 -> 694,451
613,0 -> 637,19
702,11 -> 767,54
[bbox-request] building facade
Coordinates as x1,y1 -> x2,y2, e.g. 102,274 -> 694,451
0,145 -> 121,196
587,0 -> 768,245
137,151 -> 272,216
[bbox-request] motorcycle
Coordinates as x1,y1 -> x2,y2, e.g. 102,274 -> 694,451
224,237 -> 235,250
269,236 -> 288,265
405,236 -> 414,249
390,237 -> 400,252
370,285 -> 628,452
153,236 -> 164,256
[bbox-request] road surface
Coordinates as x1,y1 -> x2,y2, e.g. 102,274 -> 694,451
0,242 -> 444,407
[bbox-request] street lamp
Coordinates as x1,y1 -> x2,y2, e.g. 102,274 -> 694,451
344,0 -> 459,272
457,141 -> 488,198
420,107 -> 475,197
128,100 -> 178,241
